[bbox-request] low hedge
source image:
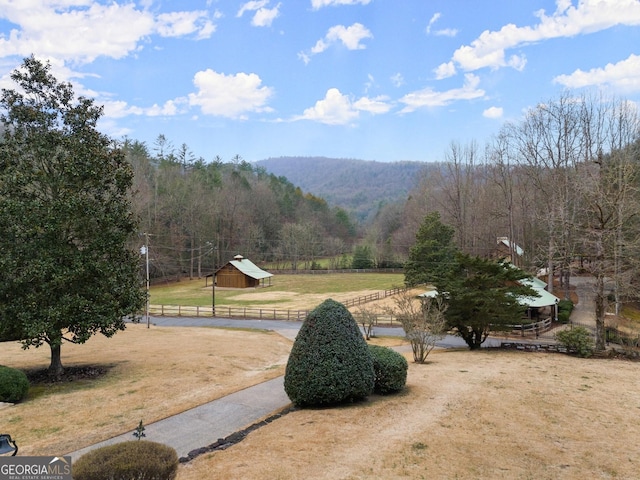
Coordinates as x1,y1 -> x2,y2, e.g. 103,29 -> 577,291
368,345 -> 408,394
73,440 -> 178,480
0,365 -> 29,403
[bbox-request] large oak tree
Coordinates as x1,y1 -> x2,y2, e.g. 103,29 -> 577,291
0,56 -> 146,377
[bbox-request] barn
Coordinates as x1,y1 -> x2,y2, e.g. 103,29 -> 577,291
214,255 -> 273,288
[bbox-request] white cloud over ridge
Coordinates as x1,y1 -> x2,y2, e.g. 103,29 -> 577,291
436,0 -> 640,78
399,74 -> 485,113
554,53 -> 640,92
295,88 -> 390,125
188,69 -> 274,119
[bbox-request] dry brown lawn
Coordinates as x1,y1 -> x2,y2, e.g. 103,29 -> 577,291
177,348 -> 640,480
2,323 -> 640,479
0,324 -> 292,455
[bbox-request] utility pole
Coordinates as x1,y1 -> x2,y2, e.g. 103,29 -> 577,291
141,233 -> 150,328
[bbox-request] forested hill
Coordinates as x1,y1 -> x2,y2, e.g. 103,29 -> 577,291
255,157 -> 431,221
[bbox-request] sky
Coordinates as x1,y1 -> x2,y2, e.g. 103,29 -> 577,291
1,0 -> 640,163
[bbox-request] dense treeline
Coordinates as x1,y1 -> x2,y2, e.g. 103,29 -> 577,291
369,92 -> 640,350
124,137 -> 357,279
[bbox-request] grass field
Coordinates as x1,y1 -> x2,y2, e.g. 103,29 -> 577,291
150,273 -> 406,310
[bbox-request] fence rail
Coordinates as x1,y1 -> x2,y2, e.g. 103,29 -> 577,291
343,286 -> 406,308
150,286 -> 409,323
506,317 -> 553,337
149,304 -> 310,321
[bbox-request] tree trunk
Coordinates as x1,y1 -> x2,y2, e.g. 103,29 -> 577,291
48,343 -> 64,378
594,274 -> 607,352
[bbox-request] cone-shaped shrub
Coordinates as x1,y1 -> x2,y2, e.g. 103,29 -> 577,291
368,345 -> 408,394
284,299 -> 374,407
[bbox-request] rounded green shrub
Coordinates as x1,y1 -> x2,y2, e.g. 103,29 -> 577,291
557,299 -> 574,323
0,365 -> 29,403
557,310 -> 571,323
555,326 -> 594,358
368,345 -> 408,394
284,299 -> 375,407
73,440 -> 178,480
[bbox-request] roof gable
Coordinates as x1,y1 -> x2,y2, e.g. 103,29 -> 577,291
228,258 -> 273,280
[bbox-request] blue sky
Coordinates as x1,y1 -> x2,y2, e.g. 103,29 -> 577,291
1,0 -> 640,163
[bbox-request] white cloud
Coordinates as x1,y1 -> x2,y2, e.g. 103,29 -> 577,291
295,88 -> 390,125
483,106 -> 504,119
426,12 -> 458,37
434,28 -> 458,37
156,11 -> 216,38
302,23 -> 373,63
354,95 -> 392,114
0,1 -> 217,64
102,100 -> 144,119
554,53 -> 640,93
101,98 -> 187,119
390,73 -> 404,87
426,13 -> 441,34
237,1 -> 281,27
188,69 -> 274,119
434,61 -> 456,80
399,74 -> 485,113
311,0 -> 371,10
146,99 -> 183,117
238,1 -> 270,17
252,4 -> 281,27
438,0 -> 640,77
0,2 -> 154,63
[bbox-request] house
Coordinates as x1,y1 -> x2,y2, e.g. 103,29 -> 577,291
495,236 -> 525,267
418,271 -> 560,323
212,255 -> 273,288
517,276 -> 560,322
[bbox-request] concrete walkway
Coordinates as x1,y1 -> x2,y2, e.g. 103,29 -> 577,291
67,376 -> 290,461
63,316 -> 509,461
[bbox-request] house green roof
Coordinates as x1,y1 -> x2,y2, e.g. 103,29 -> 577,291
518,277 -> 559,307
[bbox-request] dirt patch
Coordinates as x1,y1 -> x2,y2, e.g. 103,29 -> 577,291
25,365 -> 111,385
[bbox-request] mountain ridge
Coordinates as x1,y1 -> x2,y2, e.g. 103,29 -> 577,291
255,156 -> 431,221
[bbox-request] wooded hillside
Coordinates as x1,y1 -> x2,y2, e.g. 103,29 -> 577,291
126,144 -> 358,279
256,157 -> 431,221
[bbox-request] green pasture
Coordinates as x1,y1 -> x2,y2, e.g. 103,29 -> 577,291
150,272 -> 405,307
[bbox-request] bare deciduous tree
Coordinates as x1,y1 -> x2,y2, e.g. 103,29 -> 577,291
386,291 -> 447,363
